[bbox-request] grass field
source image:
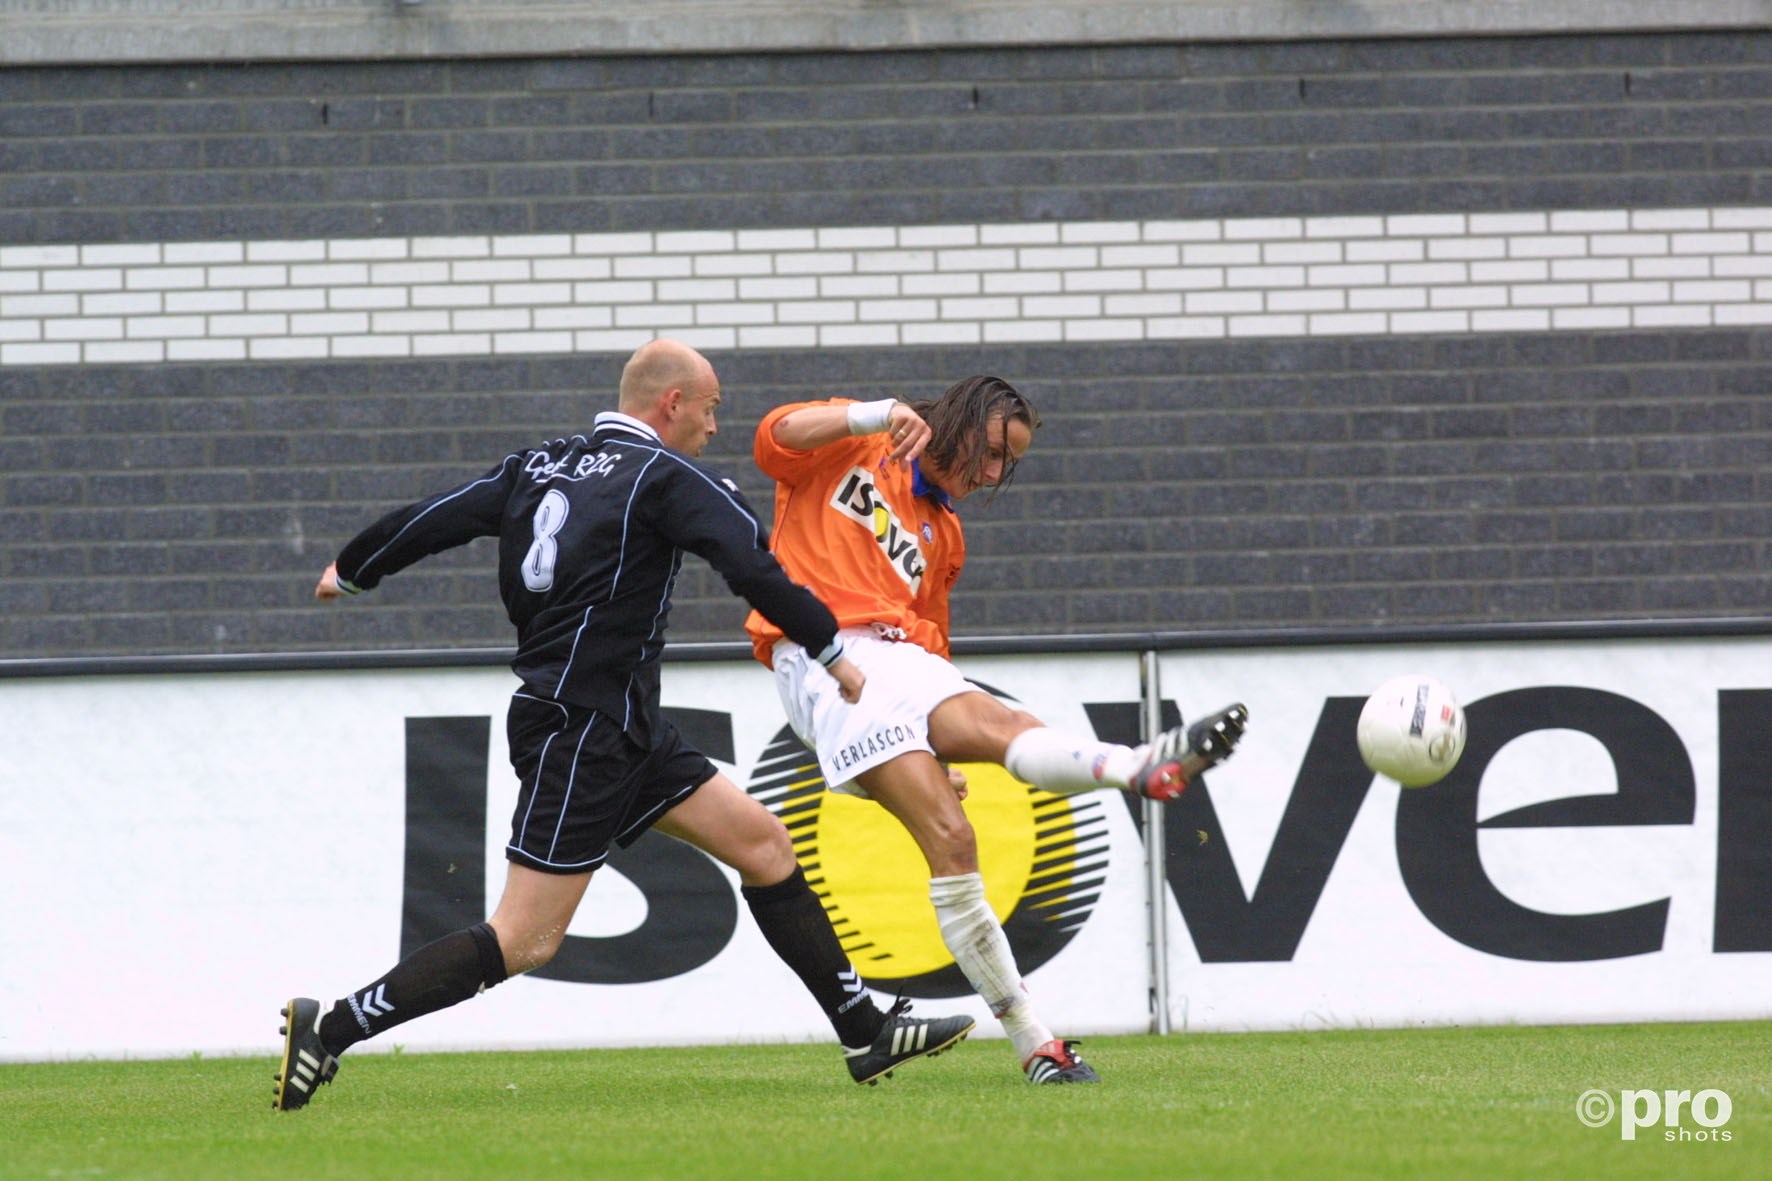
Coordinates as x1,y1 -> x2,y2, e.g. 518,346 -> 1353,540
5,1022 -> 1765,1180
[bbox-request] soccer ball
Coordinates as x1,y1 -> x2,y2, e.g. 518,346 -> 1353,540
1356,674 -> 1467,788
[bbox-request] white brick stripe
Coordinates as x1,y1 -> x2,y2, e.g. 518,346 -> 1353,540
5,207 -> 1772,366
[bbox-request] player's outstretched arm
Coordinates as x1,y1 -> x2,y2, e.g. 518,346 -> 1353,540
322,454 -> 522,600
772,400 -> 930,467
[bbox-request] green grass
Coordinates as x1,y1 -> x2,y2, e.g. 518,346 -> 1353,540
4,1023 -> 1766,1180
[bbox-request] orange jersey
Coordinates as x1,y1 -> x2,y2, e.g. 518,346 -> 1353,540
745,399 -> 965,665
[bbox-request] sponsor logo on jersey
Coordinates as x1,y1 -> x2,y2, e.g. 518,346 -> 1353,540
830,466 -> 926,592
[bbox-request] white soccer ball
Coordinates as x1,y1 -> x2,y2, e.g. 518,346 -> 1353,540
1356,674 -> 1468,788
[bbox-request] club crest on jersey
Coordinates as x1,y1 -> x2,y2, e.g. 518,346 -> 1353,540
831,466 -> 926,591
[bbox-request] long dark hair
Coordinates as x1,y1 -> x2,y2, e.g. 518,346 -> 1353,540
908,375 -> 1040,502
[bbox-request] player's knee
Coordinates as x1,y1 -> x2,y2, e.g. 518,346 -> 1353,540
739,818 -> 798,885
492,921 -> 566,974
919,812 -> 978,875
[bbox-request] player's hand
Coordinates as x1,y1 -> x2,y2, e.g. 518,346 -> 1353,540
829,656 -> 866,704
946,765 -> 969,801
314,562 -> 344,601
883,403 -> 931,468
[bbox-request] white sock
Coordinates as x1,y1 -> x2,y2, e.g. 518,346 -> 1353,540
1004,726 -> 1142,795
929,872 -> 1053,1061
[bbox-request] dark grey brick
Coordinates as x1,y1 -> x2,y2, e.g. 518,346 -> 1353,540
1674,471 -> 1757,503
11,545 -> 89,578
1512,474 -> 1596,507
444,202 -> 532,233
90,544 -> 174,578
5,475 -> 84,508
284,202 -> 381,237
1434,548 -> 1515,580
1639,577 -> 1721,611
0,578 -> 51,615
48,579 -> 135,613
88,474 -> 170,507
40,509 -> 122,542
1559,580 -> 1641,613
38,207 -> 128,240
1554,509 -> 1637,542
1424,475 -> 1509,507
0,103 -> 81,138
89,612 -> 174,649
126,507 -> 215,541
1516,545 -> 1594,578
4,614 -> 93,653
1478,581 -> 1556,617
1719,573 -> 1772,607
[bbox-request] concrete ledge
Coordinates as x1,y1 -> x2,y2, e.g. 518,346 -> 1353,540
6,0 -> 1772,66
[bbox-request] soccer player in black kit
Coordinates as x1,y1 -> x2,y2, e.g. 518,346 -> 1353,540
274,339 -> 973,1110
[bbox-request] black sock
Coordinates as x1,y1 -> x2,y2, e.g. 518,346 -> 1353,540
742,866 -> 884,1048
319,922 -> 508,1054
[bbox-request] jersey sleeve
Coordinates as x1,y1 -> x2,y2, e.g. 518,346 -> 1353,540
646,456 -> 840,659
334,454 -> 521,591
753,399 -> 878,486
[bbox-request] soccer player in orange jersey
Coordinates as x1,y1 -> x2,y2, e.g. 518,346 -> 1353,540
745,376 -> 1248,1084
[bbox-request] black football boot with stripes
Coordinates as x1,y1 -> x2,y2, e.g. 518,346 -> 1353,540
844,997 -> 976,1085
1023,1038 -> 1101,1084
273,997 -> 340,1111
1129,702 -> 1250,801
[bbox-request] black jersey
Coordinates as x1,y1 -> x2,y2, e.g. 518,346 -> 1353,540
333,412 -> 840,739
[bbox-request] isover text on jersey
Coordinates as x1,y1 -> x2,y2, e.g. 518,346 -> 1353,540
829,466 -> 926,592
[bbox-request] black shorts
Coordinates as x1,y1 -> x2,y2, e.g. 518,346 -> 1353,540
503,690 -> 718,875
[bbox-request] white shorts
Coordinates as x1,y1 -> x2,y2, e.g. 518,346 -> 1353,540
772,627 -> 980,796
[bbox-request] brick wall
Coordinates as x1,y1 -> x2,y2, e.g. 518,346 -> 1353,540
2,32 -> 1770,658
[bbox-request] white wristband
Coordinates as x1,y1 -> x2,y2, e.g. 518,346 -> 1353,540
846,398 -> 896,436
813,638 -> 846,669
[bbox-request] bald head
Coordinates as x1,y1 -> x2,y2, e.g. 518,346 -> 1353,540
620,338 -> 713,415
618,338 -> 723,456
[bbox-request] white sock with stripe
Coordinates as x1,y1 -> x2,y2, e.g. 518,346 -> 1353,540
1005,726 -> 1142,794
929,872 -> 1053,1061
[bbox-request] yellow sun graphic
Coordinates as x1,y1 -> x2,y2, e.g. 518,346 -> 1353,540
747,699 -> 1111,995
815,763 -> 1040,975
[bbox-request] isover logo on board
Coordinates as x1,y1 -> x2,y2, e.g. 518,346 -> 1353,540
746,684 -> 1109,997
830,466 -> 926,592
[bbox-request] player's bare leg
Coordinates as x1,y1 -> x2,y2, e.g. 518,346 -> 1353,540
654,772 -> 798,886
858,750 -> 1098,1083
487,865 -> 595,974
857,748 -> 982,877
